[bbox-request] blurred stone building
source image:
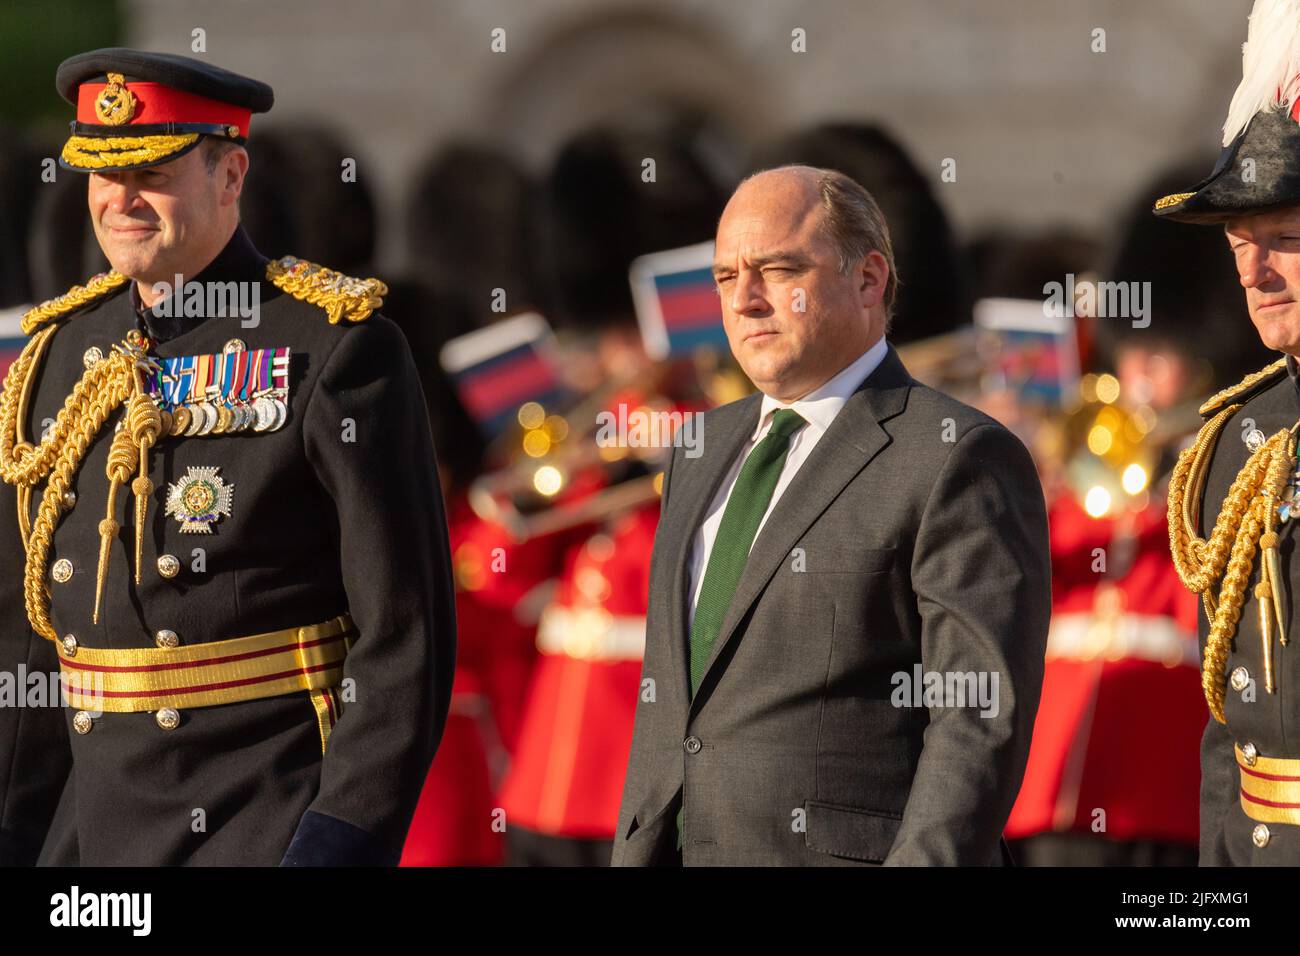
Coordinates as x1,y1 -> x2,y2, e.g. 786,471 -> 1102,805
114,0 -> 1252,266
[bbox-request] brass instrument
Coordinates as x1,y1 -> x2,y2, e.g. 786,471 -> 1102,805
1047,374 -> 1207,519
469,348 -> 750,542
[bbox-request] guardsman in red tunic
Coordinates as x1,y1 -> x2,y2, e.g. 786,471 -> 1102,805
1006,486 -> 1202,864
400,491 -> 577,866
498,496 -> 660,865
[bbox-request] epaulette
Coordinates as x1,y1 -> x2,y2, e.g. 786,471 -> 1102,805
20,271 -> 129,335
1198,357 -> 1290,418
264,256 -> 387,325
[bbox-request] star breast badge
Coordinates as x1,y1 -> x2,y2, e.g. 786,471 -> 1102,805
165,467 -> 234,534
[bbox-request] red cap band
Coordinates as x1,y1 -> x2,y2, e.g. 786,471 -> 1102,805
77,81 -> 251,136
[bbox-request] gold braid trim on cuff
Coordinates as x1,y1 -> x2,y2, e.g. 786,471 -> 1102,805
1168,410 -> 1298,722
265,256 -> 387,324
60,133 -> 199,171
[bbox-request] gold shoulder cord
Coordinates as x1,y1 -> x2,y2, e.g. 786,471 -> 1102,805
0,272 -> 163,642
265,256 -> 386,324
1168,367 -> 1300,722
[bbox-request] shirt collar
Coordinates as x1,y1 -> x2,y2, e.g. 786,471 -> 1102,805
752,336 -> 890,441
130,224 -> 268,344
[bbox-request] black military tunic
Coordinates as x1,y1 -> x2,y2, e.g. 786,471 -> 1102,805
1197,358 -> 1300,865
0,226 -> 456,865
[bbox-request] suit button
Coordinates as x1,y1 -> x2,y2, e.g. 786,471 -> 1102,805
51,559 -> 73,584
72,711 -> 93,735
60,634 -> 77,657
1231,666 -> 1250,692
155,629 -> 179,648
1253,824 -> 1271,848
156,708 -> 181,730
61,490 -> 76,511
1242,741 -> 1259,766
82,347 -> 103,369
683,735 -> 702,754
157,554 -> 181,579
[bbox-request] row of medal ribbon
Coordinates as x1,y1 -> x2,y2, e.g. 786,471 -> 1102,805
146,347 -> 291,437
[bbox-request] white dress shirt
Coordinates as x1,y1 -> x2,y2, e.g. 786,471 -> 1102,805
687,336 -> 890,629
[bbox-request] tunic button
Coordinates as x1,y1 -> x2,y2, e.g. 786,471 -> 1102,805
156,708 -> 181,730
1241,741 -> 1259,766
155,629 -> 180,648
51,559 -> 73,584
156,554 -> 181,579
62,490 -> 77,511
72,711 -> 93,735
1231,666 -> 1251,692
82,347 -> 104,369
223,338 -> 247,354
683,735 -> 702,754
1253,823 -> 1271,848
60,634 -> 77,657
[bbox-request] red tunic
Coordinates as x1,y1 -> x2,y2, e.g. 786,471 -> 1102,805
400,492 -> 576,865
1005,490 -> 1203,845
497,503 -> 660,839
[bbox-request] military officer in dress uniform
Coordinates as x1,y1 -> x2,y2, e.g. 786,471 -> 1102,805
1159,0 -> 1300,865
0,48 -> 456,865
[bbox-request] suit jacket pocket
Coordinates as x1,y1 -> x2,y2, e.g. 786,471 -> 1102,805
799,545 -> 895,574
804,799 -> 903,862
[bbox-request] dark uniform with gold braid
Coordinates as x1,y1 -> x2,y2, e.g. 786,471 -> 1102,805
1159,1 -> 1300,865
0,50 -> 456,865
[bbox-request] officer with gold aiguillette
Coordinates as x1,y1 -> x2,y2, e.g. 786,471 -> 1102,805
1160,0 -> 1300,865
0,48 -> 456,865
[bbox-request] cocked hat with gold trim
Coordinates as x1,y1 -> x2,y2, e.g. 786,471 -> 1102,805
1155,0 -> 1300,224
55,47 -> 273,173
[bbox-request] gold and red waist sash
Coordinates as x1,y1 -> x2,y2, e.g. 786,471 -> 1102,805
58,614 -> 354,750
1237,743 -> 1300,824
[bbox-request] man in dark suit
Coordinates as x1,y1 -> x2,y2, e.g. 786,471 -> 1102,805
611,165 -> 1051,866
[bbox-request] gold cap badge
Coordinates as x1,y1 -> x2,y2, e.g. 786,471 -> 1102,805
94,72 -> 137,126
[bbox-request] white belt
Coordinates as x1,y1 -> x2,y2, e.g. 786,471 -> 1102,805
1045,611 -> 1199,667
535,605 -> 646,662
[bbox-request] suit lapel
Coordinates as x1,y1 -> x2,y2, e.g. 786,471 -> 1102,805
688,346 -> 913,711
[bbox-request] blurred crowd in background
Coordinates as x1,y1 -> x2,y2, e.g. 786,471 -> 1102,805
0,0 -> 1274,867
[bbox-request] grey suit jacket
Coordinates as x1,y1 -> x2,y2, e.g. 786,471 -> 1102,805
611,345 -> 1050,866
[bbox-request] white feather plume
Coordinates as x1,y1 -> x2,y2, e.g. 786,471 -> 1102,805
1222,0 -> 1300,146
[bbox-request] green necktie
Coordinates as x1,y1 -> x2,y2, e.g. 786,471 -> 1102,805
677,407 -> 806,850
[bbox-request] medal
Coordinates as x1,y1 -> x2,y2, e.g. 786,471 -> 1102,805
170,406 -> 192,437
165,467 -> 233,534
214,405 -> 234,434
148,347 -> 291,438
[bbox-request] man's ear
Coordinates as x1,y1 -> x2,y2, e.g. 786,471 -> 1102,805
858,250 -> 888,309
221,147 -> 249,206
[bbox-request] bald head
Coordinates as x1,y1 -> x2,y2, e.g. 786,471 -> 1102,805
712,164 -> 892,401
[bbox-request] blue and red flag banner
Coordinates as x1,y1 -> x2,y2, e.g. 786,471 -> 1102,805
439,312 -> 570,440
0,307 -> 28,384
630,241 -> 730,361
973,297 -> 1080,409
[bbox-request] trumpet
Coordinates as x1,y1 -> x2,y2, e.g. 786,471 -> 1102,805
468,349 -> 750,542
